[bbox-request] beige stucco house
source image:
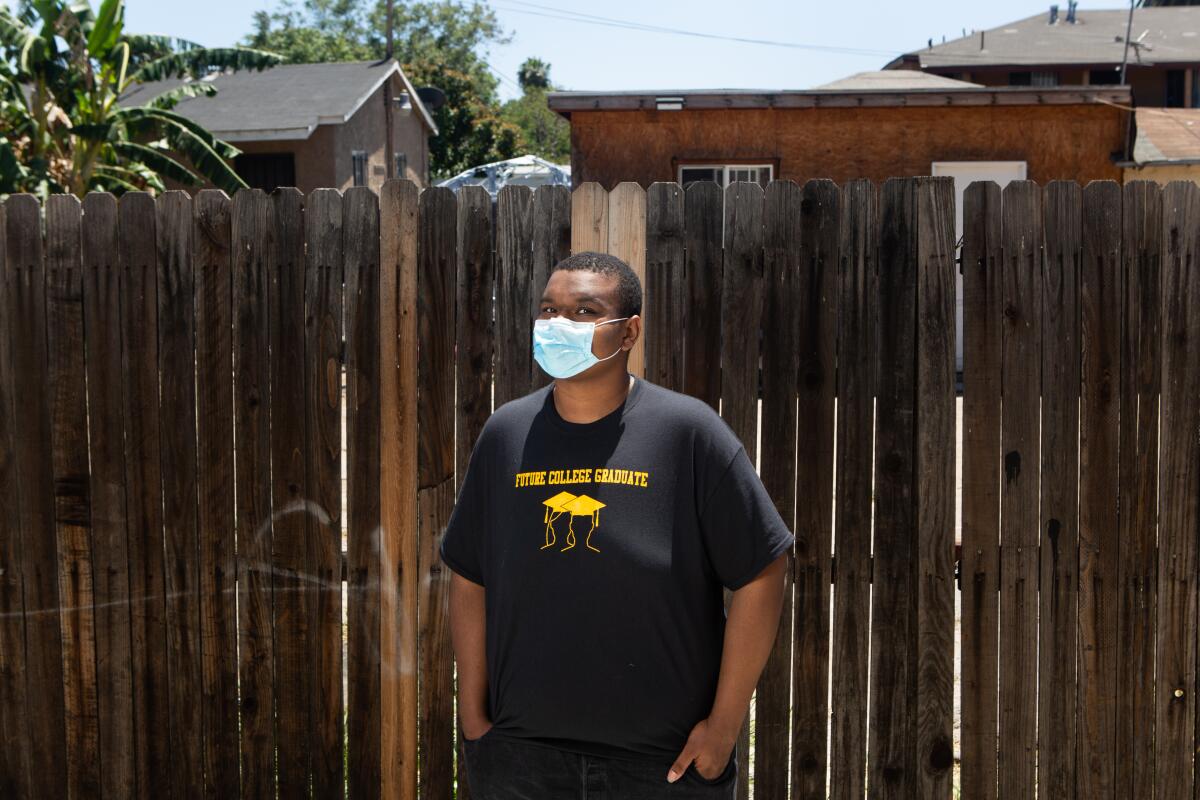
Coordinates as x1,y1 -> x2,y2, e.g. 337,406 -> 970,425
117,58 -> 438,193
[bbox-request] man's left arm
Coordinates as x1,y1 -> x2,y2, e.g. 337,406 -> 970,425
666,550 -> 789,782
708,550 -> 790,737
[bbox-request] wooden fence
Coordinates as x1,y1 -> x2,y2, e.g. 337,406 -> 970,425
0,177 -> 1196,799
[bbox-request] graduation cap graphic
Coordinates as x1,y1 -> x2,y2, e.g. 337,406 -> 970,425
541,491 -> 577,550
559,494 -> 606,553
539,491 -> 607,553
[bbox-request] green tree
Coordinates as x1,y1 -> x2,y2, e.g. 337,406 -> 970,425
248,0 -> 522,180
499,57 -> 569,163
0,0 -> 283,198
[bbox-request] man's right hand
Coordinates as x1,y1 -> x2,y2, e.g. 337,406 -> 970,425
462,719 -> 494,742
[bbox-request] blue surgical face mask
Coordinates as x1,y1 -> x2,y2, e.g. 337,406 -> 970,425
533,315 -> 629,379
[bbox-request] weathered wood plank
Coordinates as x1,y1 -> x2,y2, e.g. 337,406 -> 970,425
379,178 -> 421,799
1078,179 -> 1122,800
915,176 -> 956,799
1155,179 -> 1200,800
495,185 -> 534,405
305,188 -> 345,796
792,179 -> 837,800
571,182 -> 608,253
1115,179 -> 1159,798
960,179 -> 1002,800
997,180 -> 1041,799
232,188 -> 275,798
756,179 -> 801,800
0,196 -> 34,798
456,185 -> 495,448
347,185 -> 383,799
682,181 -> 723,411
193,189 -> 239,799
45,194 -> 101,798
120,191 -> 171,797
645,182 -> 685,392
1037,180 -> 1081,799
417,187 -> 458,800
81,192 -> 137,798
270,187 -> 314,798
159,191 -> 205,800
721,192 -> 767,800
607,182 -> 646,377
6,194 -> 69,798
720,181 -> 765,455
830,179 -> 876,800
868,177 -> 918,799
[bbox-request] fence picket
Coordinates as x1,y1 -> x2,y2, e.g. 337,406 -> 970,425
830,179 -> 877,799
119,191 -> 172,797
194,188 -> 240,798
305,188 -> 346,797
757,179 -> 802,800
1038,180 -> 1082,798
1116,179 -> 1161,796
869,178 -> 919,799
1155,180 -> 1200,800
1077,179 -> 1122,799
792,179 -> 838,800
961,179 -> 1002,800
232,188 -> 276,798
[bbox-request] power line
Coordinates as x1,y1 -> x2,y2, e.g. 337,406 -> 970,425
491,0 -> 898,58
493,0 -> 1182,66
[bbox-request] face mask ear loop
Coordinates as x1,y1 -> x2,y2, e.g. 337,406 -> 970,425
595,317 -> 629,362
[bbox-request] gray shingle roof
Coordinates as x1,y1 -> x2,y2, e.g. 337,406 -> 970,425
115,58 -> 437,140
898,7 -> 1200,69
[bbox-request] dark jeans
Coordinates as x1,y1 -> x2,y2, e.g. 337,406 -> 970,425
462,730 -> 737,799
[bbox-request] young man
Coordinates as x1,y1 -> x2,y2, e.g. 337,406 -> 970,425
440,251 -> 794,798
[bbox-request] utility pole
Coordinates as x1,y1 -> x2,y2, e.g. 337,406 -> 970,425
384,0 -> 396,180
1120,0 -> 1134,85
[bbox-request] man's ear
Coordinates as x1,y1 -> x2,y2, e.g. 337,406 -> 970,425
625,315 -> 642,345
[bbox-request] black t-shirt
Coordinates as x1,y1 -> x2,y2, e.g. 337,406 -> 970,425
439,373 -> 795,765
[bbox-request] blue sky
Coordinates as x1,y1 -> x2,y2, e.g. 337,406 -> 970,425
11,1 -> 1135,102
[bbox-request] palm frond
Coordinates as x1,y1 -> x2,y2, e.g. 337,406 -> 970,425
145,80 -> 218,110
130,46 -> 283,83
112,139 -> 200,185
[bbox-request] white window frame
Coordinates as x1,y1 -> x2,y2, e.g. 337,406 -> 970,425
351,149 -> 368,187
677,163 -> 774,187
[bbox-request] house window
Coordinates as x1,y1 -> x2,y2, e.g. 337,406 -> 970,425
1090,68 -> 1121,85
395,152 -> 408,178
1009,71 -> 1057,87
351,150 -> 368,186
678,163 -> 773,188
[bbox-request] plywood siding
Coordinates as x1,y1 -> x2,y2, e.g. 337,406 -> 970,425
567,105 -> 1125,187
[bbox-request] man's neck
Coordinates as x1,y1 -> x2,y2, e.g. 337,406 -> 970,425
552,372 -> 635,424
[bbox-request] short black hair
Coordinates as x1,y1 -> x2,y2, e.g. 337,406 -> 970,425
550,251 -> 643,319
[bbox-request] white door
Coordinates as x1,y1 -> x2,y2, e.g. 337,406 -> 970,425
930,161 -> 1027,374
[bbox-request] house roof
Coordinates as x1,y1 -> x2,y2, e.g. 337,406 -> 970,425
1130,107 -> 1200,165
116,59 -> 437,141
811,70 -> 982,91
545,85 -> 1131,117
890,6 -> 1200,70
